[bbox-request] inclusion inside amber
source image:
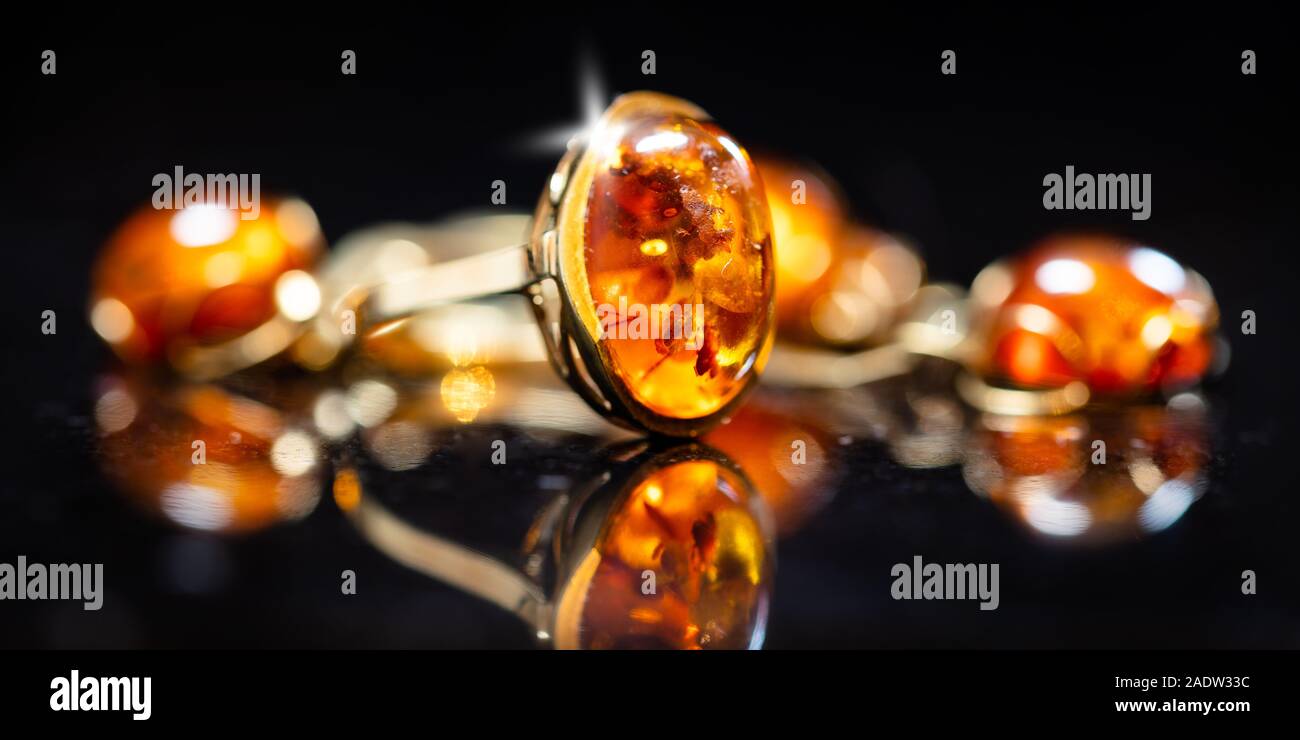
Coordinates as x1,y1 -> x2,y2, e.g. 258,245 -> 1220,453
90,199 -> 323,366
559,458 -> 770,650
970,237 -> 1218,395
573,95 -> 774,420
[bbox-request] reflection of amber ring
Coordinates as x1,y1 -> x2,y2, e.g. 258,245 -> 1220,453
342,92 -> 776,436
344,442 -> 774,649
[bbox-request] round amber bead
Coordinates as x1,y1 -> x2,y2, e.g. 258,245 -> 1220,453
970,236 -> 1218,395
90,199 -> 324,366
577,101 -> 774,420
759,158 -> 845,309
758,157 -> 923,346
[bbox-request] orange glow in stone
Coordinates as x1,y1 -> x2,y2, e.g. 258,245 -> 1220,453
573,459 -> 770,649
90,199 -> 323,366
970,236 -> 1218,396
759,158 -> 844,304
706,400 -> 837,537
757,157 -> 924,346
582,109 -> 775,420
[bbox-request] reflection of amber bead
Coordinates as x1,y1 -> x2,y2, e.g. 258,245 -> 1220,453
90,200 -> 324,366
705,400 -> 836,536
970,236 -> 1217,395
964,399 -> 1209,542
567,459 -> 769,649
757,158 -> 923,346
94,376 -> 323,533
582,108 -> 774,420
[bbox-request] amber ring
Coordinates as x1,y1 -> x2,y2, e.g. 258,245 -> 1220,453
335,92 -> 776,437
344,442 -> 773,649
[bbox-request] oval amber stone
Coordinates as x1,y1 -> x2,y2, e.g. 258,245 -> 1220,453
559,458 -> 771,649
90,199 -> 323,365
970,236 -> 1218,395
580,102 -> 774,420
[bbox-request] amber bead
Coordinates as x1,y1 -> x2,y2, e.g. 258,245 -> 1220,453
970,236 -> 1218,396
757,157 -> 923,346
760,158 -> 845,309
90,199 -> 324,367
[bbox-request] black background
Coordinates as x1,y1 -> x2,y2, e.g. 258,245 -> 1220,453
1,10 -> 1298,656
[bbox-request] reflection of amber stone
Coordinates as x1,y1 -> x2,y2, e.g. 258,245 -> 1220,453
964,400 -> 1209,542
90,199 -> 322,364
705,400 -> 835,536
971,236 -> 1217,395
573,460 -> 769,649
582,109 -> 774,419
94,377 -> 323,533
981,415 -> 1088,479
